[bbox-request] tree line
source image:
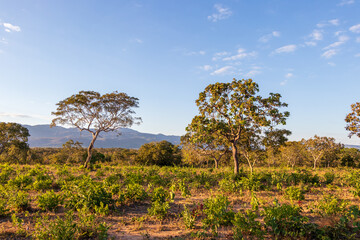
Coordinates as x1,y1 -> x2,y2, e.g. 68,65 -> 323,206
0,78 -> 360,172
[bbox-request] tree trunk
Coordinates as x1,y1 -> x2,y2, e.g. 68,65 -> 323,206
214,158 -> 219,169
84,131 -> 99,168
244,153 -> 253,174
232,143 -> 239,174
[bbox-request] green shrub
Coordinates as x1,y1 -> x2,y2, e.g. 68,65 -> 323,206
119,183 -> 148,204
8,174 -> 33,189
263,200 -> 314,238
33,179 -> 53,191
62,176 -> 113,210
0,164 -> 15,184
218,177 -> 241,193
124,171 -> 144,185
317,195 -> 348,216
232,210 -> 264,240
202,194 -> 234,236
182,205 -> 196,229
11,190 -> 30,211
77,206 -> 109,239
151,187 -> 168,203
284,186 -> 305,201
324,172 -> 336,184
11,213 -> 26,236
147,200 -> 170,220
320,205 -> 360,239
94,202 -> 110,216
37,190 -> 63,211
33,209 -> 109,240
170,179 -> 191,198
0,198 -> 9,216
34,211 -> 77,240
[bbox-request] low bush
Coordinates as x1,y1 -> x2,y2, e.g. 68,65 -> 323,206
263,200 -> 315,238
232,210 -> 264,240
316,195 -> 348,216
202,194 -> 234,236
119,183 -> 147,204
37,190 -> 63,211
284,186 -> 305,201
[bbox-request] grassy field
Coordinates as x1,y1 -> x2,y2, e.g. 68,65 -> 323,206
1,163 -> 360,239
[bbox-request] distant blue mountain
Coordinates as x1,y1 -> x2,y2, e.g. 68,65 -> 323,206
24,124 -> 181,149
345,144 -> 360,150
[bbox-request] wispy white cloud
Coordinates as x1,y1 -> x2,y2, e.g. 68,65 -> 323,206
133,38 -> 143,44
323,35 -> 349,50
305,29 -> 323,46
222,48 -> 256,61
199,65 -> 212,71
338,0 -> 355,6
273,44 -> 297,54
329,19 -> 340,26
349,24 -> 360,33
212,51 -> 230,61
208,4 -> 232,22
355,53 -> 360,57
305,41 -> 317,46
3,23 -> 21,32
317,19 -> 340,28
0,37 -> 7,44
322,49 -> 338,58
245,70 -> 261,77
258,31 -> 281,43
328,62 -> 336,66
210,66 -> 233,75
356,37 -> 360,43
310,29 -> 323,41
185,50 -> 206,56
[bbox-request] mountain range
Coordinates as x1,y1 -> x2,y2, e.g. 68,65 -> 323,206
24,125 -> 181,149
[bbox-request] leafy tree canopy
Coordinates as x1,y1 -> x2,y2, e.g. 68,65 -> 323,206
190,78 -> 289,174
345,102 -> 360,138
51,90 -> 141,168
136,141 -> 181,166
0,122 -> 30,163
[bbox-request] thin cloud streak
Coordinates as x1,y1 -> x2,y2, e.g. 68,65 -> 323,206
259,31 -> 280,43
208,4 -> 232,22
210,66 -> 233,75
273,44 -> 297,54
349,24 -> 360,33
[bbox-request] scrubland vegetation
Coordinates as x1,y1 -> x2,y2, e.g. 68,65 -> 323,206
1,144 -> 360,239
1,78 -> 360,239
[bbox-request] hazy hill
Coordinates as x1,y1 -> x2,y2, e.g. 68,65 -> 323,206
345,144 -> 360,150
24,125 -> 181,149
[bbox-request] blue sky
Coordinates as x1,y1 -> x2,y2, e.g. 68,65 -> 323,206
0,0 -> 359,144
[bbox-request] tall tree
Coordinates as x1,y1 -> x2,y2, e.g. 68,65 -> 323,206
51,91 -> 141,168
262,129 -> 292,167
301,135 -> 342,169
279,141 -> 307,168
0,122 -> 30,163
345,102 -> 360,138
182,115 -> 229,169
191,78 -> 289,174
